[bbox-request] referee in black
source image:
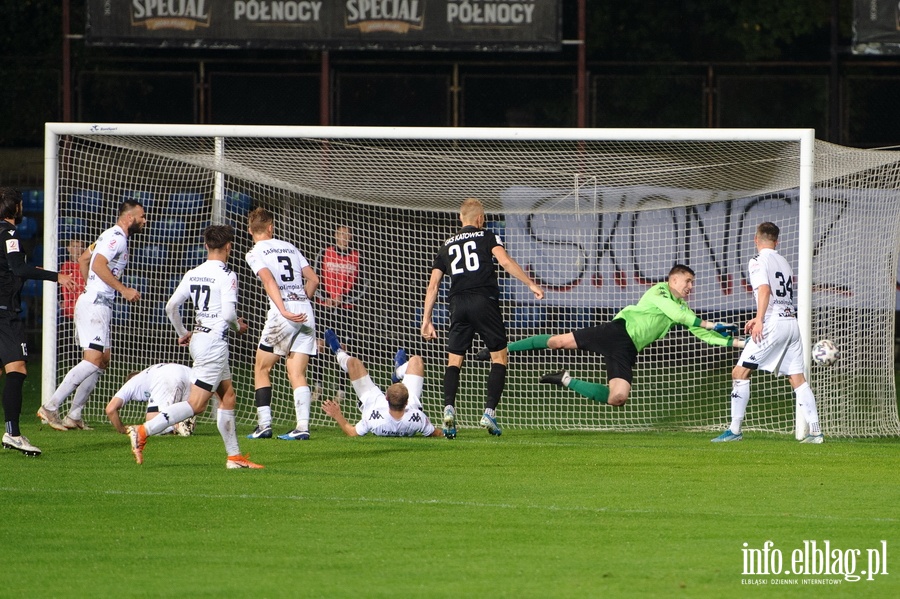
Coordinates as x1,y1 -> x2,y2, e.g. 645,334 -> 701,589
422,197 -> 544,439
1,187 -> 75,456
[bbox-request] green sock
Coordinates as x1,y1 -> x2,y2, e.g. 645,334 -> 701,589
568,378 -> 610,404
508,334 -> 552,353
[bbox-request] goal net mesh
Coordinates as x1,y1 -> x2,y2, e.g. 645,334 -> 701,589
46,130 -> 900,436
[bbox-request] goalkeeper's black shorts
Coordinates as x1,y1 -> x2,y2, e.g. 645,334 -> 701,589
573,318 -> 638,384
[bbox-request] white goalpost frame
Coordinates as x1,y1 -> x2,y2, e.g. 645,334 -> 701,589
41,124 -> 823,436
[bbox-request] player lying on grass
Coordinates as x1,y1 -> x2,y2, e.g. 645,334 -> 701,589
320,329 -> 443,438
105,363 -> 195,436
477,264 -> 744,407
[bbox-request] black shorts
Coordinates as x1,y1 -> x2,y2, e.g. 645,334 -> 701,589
0,311 -> 27,366
446,293 -> 508,355
572,319 -> 638,384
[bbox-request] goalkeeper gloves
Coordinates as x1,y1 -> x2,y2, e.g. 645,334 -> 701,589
711,322 -> 738,337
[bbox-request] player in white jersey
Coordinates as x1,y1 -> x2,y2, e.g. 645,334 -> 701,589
127,225 -> 262,469
320,329 -> 442,438
40,200 -> 146,432
244,208 -> 320,441
712,222 -> 823,443
105,363 -> 194,436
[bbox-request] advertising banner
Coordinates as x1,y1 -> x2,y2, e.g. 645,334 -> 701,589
853,0 -> 900,54
86,1 -> 561,51
500,186 -> 893,312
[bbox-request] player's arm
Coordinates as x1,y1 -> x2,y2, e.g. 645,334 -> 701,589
166,284 -> 191,343
302,264 -> 319,303
105,396 -> 127,434
5,245 -> 73,288
421,268 -> 444,340
257,267 -> 307,323
91,253 -> 140,302
745,283 -> 771,343
492,246 -> 544,300
425,424 -> 444,438
77,246 -> 92,282
321,399 -> 360,436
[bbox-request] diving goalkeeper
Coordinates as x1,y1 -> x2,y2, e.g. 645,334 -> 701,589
477,264 -> 743,407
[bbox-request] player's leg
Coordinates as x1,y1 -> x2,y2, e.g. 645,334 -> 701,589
541,367 -> 626,404
42,299 -> 109,429
1,327 -> 41,455
249,348 -> 279,438
279,351 -> 313,440
712,365 -> 752,442
790,373 -> 822,442
477,299 -> 509,436
781,330 -> 822,442
400,355 -> 425,410
63,346 -> 109,430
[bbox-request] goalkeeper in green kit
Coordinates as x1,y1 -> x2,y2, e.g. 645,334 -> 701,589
477,264 -> 743,407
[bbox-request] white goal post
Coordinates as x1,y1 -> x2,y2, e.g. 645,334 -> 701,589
42,124 -> 900,437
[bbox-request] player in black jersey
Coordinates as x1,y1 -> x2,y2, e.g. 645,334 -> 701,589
422,197 -> 544,438
0,188 -> 76,456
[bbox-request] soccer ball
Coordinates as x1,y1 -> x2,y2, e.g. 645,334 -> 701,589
812,339 -> 840,366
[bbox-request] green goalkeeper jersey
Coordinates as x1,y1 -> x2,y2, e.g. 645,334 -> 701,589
615,282 -> 736,352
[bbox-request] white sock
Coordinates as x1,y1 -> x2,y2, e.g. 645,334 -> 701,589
145,401 -> 195,436
46,361 -> 100,410
395,361 -> 409,380
293,386 -> 311,431
335,350 -> 350,373
217,409 -> 240,456
257,405 -> 272,429
729,379 -> 750,434
794,383 -> 821,435
66,368 -> 104,421
484,408 -> 495,418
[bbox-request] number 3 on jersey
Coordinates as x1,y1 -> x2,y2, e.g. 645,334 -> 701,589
449,241 -> 480,274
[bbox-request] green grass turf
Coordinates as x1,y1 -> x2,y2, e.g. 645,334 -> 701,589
2,377 -> 898,598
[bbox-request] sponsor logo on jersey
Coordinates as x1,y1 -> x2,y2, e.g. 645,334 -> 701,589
5,238 -> 20,253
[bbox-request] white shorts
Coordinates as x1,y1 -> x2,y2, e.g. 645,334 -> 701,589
258,302 -> 317,357
737,318 -> 805,376
189,333 -> 231,392
74,294 -> 112,350
147,372 -> 191,412
352,373 -> 424,414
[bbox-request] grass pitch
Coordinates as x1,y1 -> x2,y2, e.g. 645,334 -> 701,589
2,378 -> 898,598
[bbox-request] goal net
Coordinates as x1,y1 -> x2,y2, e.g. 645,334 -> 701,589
42,125 -> 900,437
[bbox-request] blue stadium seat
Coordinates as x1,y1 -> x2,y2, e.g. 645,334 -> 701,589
21,279 -> 42,298
225,190 -> 252,215
31,244 -> 43,267
70,190 -> 104,214
155,218 -> 187,242
511,305 -> 547,328
133,243 -> 169,268
168,192 -> 206,215
181,243 -> 207,267
22,189 -> 44,213
16,216 -> 38,240
59,217 -> 87,240
122,190 -> 155,213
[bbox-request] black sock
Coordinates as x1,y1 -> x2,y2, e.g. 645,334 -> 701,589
254,386 -> 273,408
486,363 -> 507,411
443,366 -> 461,408
3,372 -> 27,437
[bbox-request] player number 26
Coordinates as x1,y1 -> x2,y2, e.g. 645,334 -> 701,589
449,241 -> 480,274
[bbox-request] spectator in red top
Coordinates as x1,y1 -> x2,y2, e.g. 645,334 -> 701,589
59,238 -> 86,319
313,225 -> 366,399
